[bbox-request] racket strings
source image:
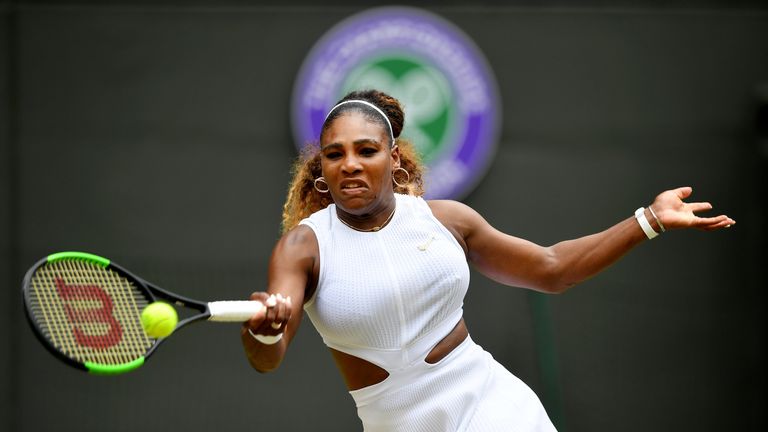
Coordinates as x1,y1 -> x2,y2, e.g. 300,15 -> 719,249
29,260 -> 154,366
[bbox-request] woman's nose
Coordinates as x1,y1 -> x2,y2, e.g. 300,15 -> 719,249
341,154 -> 363,173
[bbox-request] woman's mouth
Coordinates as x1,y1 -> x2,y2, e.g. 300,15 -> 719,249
340,181 -> 368,194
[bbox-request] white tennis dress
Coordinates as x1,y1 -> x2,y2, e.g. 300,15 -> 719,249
300,193 -> 556,431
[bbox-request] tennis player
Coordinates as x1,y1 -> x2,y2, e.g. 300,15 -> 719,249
240,89 -> 734,431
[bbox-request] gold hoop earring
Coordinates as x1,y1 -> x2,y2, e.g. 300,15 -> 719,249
392,167 -> 410,188
314,177 -> 330,193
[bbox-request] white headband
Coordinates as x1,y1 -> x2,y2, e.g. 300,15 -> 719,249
323,99 -> 395,144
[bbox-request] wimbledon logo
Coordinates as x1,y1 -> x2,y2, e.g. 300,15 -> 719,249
291,7 -> 500,200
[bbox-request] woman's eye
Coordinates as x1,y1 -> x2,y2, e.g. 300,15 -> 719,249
324,151 -> 342,159
360,148 -> 378,156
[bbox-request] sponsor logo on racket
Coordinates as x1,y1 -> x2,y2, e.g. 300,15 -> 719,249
292,6 -> 500,200
55,278 -> 123,349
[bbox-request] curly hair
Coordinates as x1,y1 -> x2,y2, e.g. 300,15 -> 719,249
281,90 -> 426,233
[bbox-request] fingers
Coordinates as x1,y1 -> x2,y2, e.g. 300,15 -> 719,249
265,293 -> 290,329
674,186 -> 693,200
271,294 -> 293,329
693,214 -> 736,231
248,291 -> 271,304
686,201 -> 713,214
245,292 -> 292,335
653,187 -> 735,232
684,199 -> 735,230
245,291 -> 270,324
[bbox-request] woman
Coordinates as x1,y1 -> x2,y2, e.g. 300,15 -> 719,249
240,90 -> 734,431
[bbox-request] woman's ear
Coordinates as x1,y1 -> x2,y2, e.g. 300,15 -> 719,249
390,144 -> 401,169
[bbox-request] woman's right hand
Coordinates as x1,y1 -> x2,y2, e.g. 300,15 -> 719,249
243,291 -> 293,337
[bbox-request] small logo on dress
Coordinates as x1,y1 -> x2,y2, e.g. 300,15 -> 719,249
417,233 -> 436,251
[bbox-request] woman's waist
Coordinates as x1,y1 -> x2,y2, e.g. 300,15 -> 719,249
346,328 -> 482,408
323,309 -> 464,371
330,314 -> 469,393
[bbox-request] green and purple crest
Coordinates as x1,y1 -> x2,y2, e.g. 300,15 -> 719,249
291,7 -> 500,199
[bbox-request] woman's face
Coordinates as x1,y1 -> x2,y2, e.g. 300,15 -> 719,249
320,111 -> 400,216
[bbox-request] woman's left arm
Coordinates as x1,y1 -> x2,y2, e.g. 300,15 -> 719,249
431,186 -> 734,294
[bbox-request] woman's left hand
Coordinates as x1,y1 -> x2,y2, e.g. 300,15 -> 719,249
650,186 -> 735,231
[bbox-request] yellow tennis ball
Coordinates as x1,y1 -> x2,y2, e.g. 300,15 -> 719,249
141,302 -> 178,338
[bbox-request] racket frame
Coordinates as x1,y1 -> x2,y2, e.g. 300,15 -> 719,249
22,251 -> 214,375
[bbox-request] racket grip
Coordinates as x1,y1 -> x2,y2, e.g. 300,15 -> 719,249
207,301 -> 265,322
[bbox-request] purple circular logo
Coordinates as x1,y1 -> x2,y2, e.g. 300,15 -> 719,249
291,7 -> 500,200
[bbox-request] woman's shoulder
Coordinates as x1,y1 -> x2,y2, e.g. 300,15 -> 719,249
395,194 -> 478,224
280,223 -> 319,249
425,199 -> 474,216
426,199 -> 487,236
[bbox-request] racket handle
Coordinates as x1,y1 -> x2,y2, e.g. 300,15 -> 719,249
207,300 -> 265,322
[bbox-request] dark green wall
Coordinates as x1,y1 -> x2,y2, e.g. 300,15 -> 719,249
1,3 -> 18,432
2,2 -> 765,431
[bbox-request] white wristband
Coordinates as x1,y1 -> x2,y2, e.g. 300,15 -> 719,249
247,328 -> 283,345
635,207 -> 659,239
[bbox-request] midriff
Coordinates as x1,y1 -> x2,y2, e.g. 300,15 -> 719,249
330,318 -> 469,391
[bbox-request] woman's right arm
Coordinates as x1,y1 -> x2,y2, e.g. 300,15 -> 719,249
241,224 -> 319,372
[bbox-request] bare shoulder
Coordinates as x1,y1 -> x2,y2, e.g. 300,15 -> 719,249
426,199 -> 467,216
426,200 -> 489,253
269,224 -> 320,299
427,199 -> 487,231
274,224 -> 319,260
279,224 -> 318,248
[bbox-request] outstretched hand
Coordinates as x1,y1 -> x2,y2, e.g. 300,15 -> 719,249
650,187 -> 735,231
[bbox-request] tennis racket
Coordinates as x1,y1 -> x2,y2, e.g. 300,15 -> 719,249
22,251 -> 263,375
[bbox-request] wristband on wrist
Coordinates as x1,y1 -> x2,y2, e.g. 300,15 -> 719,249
247,328 -> 283,345
647,205 -> 666,232
635,207 -> 659,239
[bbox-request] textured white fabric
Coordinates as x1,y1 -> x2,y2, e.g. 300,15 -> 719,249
301,193 -> 469,371
300,193 -> 557,431
349,336 -> 557,432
